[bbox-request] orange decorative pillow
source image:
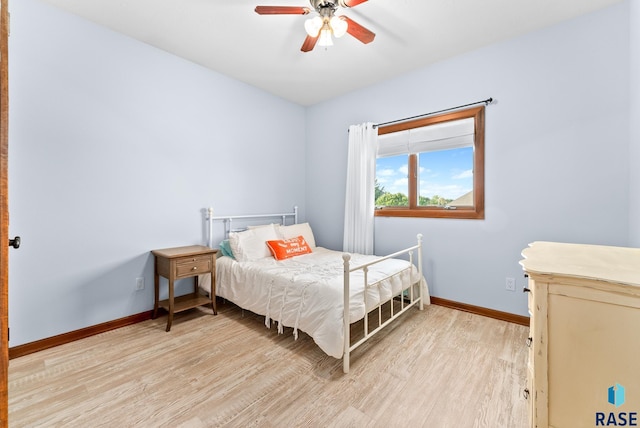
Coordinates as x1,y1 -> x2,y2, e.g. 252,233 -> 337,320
266,236 -> 312,260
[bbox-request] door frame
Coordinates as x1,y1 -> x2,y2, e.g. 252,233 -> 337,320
1,0 -> 10,425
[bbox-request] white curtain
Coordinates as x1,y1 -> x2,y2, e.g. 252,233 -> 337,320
343,122 -> 377,255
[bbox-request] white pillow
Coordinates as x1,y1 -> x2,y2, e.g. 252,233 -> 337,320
278,223 -> 316,248
229,223 -> 280,262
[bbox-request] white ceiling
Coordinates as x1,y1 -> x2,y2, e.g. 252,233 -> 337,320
39,0 -> 623,106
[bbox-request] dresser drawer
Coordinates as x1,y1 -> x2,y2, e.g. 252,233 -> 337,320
175,255 -> 212,278
527,335 -> 534,371
526,366 -> 535,427
527,291 -> 532,315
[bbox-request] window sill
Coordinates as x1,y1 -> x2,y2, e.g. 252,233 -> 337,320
374,207 -> 484,220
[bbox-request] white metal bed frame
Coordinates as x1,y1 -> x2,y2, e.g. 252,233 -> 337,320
207,206 -> 299,246
342,236 -> 423,373
206,206 -> 424,374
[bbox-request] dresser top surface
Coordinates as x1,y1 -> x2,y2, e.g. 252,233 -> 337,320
520,241 -> 640,287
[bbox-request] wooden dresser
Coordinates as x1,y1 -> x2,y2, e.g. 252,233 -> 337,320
520,241 -> 640,428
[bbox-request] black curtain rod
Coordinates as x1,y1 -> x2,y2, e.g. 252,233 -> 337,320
373,97 -> 494,129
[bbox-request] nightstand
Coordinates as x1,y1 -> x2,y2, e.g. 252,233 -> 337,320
151,245 -> 217,332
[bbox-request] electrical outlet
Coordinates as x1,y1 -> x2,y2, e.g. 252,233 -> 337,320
505,277 -> 516,291
135,277 -> 145,291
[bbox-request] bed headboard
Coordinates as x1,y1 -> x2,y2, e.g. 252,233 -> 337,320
206,206 -> 298,248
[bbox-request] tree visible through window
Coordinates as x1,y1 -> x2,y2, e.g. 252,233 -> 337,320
375,106 -> 485,219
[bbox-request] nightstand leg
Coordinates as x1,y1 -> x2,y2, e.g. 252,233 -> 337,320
153,259 -> 159,319
166,278 -> 174,332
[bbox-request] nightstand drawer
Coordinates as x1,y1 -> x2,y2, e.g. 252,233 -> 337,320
175,255 -> 211,278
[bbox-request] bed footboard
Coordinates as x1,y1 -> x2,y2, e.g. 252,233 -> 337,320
342,234 -> 424,374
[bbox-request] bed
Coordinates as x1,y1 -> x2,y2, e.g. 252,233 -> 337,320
200,207 -> 430,373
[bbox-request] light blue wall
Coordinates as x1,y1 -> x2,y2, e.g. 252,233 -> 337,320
8,0 -> 306,345
630,0 -> 640,247
306,2 -> 631,316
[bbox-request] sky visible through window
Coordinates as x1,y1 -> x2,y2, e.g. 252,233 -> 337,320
376,147 -> 473,201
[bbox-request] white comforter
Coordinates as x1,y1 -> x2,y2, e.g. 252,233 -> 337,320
212,247 -> 429,358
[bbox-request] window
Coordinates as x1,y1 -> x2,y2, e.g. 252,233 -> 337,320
375,106 -> 485,219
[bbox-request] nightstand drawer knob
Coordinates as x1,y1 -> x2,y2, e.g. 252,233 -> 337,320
192,266 -> 197,271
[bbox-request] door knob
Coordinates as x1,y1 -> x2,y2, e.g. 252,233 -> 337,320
9,236 -> 20,249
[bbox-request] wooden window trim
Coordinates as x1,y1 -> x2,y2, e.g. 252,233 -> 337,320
375,106 -> 485,220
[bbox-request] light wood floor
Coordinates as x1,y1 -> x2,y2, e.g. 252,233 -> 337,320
8,302 -> 529,427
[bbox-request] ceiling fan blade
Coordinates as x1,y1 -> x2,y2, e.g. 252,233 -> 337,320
301,34 -> 319,52
340,0 -> 369,7
341,16 -> 375,44
255,6 -> 311,15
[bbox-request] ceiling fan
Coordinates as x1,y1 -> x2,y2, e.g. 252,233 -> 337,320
255,0 -> 375,52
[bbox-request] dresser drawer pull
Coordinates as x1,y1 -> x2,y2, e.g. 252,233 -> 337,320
523,388 -> 530,400
526,337 -> 532,347
191,266 -> 197,271
523,287 -> 530,293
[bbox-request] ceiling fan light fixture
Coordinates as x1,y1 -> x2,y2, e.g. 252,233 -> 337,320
304,16 -> 323,37
255,0 -> 375,52
318,26 -> 334,47
330,16 -> 348,38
